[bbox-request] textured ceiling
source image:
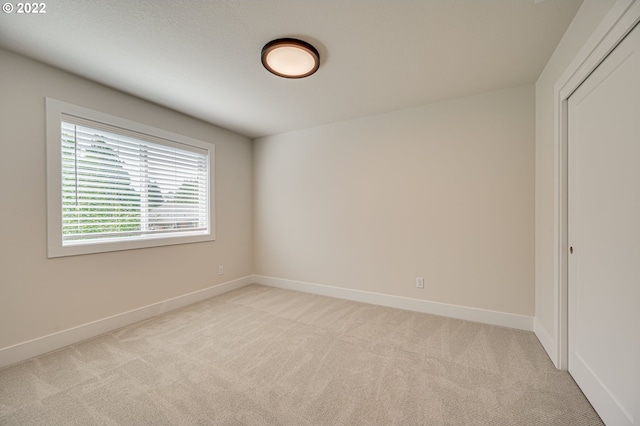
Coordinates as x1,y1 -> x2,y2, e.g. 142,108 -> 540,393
0,0 -> 583,138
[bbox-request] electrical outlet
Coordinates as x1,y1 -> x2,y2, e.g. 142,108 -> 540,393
218,266 -> 224,275
416,277 -> 424,289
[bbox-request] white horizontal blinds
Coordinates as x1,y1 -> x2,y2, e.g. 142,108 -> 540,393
61,114 -> 208,244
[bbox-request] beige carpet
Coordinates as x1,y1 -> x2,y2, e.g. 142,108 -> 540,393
0,284 -> 602,425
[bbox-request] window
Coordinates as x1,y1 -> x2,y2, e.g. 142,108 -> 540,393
46,98 -> 215,257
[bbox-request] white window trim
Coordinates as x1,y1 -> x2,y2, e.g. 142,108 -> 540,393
46,98 -> 215,257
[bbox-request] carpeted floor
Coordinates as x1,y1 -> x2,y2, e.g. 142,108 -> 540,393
0,284 -> 603,425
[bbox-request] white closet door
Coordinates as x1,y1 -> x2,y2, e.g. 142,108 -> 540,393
568,23 -> 639,426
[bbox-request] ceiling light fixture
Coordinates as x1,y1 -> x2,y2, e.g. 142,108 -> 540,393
261,38 -> 320,79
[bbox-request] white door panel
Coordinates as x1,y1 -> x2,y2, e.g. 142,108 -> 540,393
568,22 -> 639,426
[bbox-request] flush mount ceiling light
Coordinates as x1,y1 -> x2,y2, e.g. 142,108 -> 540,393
261,38 -> 320,79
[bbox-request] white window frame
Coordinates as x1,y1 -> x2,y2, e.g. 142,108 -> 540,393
46,98 -> 215,257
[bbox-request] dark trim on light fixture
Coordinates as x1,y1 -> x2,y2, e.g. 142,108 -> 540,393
261,38 -> 320,79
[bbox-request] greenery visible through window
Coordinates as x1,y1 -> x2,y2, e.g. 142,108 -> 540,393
46,98 -> 214,257
62,138 -> 142,236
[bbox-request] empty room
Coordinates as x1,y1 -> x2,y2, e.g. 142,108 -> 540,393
0,1 -> 638,425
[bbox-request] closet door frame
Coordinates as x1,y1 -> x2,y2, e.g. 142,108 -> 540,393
549,0 -> 640,370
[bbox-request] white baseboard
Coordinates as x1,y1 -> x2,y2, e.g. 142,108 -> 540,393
1,275 -> 536,370
254,275 -> 534,331
0,276 -> 253,369
534,317 -> 559,368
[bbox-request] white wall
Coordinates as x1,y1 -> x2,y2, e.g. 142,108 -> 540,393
0,49 -> 253,352
534,0 -> 616,363
254,86 -> 535,318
